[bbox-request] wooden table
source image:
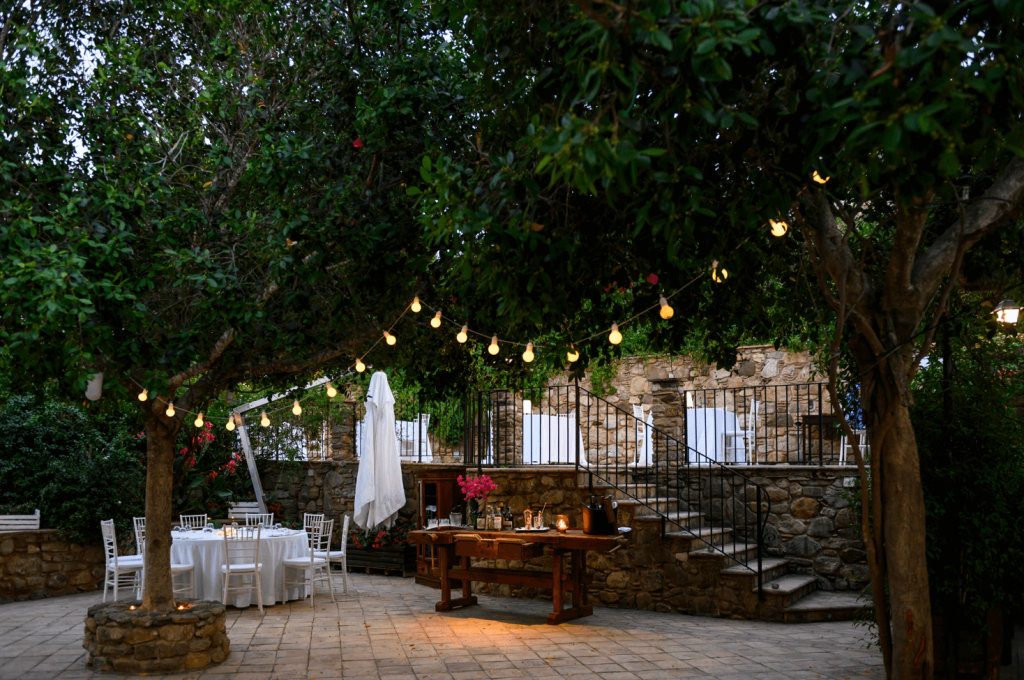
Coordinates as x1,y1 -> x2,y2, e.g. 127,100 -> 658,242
408,528 -> 622,625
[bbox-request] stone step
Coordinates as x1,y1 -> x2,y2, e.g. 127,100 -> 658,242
619,497 -> 677,514
635,510 -> 703,528
721,557 -> 788,582
586,482 -> 660,501
687,541 -> 759,567
664,525 -> 732,547
754,574 -> 818,608
782,590 -> 872,623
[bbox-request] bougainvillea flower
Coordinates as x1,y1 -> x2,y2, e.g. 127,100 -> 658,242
647,273 -> 658,284
353,137 -> 364,148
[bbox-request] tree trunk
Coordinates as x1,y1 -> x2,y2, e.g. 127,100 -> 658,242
141,412 -> 180,612
863,361 -> 934,680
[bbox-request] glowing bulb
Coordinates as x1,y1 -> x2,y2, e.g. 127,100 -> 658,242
194,412 -> 204,428
994,298 -> 1020,324
260,411 -> 270,427
769,218 -> 788,237
411,296 -> 421,313
292,400 -> 302,416
712,260 -> 728,283
567,346 -> 579,363
165,402 -> 176,417
659,295 -> 674,320
431,311 -> 441,328
138,389 -> 148,402
326,382 -> 337,398
488,335 -> 499,355
384,331 -> 396,345
522,342 -> 535,363
812,170 -> 829,184
457,325 -> 468,343
355,358 -> 366,373
226,416 -> 235,431
609,323 -> 622,345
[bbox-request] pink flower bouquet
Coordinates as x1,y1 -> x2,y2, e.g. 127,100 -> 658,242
457,474 -> 497,502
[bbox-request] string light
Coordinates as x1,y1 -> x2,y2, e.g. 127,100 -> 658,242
260,411 -> 270,427
411,297 -> 421,313
567,346 -> 579,362
355,358 -> 366,373
812,171 -> 829,184
384,331 -> 396,345
609,323 -> 622,345
769,219 -> 788,237
522,342 -> 535,363
430,311 -> 442,328
326,382 -> 337,398
488,335 -> 500,355
194,412 -> 204,428
712,260 -> 728,283
457,325 -> 468,343
165,402 -> 176,417
292,400 -> 302,416
226,415 -> 235,431
137,389 -> 148,402
659,296 -> 674,320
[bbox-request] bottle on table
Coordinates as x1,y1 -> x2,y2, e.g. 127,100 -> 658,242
495,503 -> 504,531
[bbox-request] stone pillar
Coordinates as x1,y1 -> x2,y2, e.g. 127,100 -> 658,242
648,368 -> 682,492
492,389 -> 523,465
330,400 -> 362,461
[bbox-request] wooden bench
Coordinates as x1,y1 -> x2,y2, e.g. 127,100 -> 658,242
0,509 -> 40,532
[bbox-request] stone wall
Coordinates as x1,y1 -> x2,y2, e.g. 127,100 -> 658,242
0,530 -> 105,604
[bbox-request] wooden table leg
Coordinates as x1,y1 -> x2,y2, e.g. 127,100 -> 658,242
550,550 -> 563,621
435,544 -> 452,611
547,549 -> 593,625
435,545 -> 477,612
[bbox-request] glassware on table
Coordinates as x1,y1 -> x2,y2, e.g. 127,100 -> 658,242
172,526 -> 180,534
533,512 -> 544,530
427,519 -> 438,529
449,511 -> 462,527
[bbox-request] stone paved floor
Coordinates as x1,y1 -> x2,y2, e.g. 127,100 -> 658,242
0,573 -> 884,680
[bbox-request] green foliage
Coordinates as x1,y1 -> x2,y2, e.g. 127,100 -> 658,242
349,516 -> 414,549
588,354 -> 619,397
0,396 -> 146,545
914,335 -> 1024,633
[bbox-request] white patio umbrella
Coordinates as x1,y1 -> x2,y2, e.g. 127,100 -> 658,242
352,371 -> 406,530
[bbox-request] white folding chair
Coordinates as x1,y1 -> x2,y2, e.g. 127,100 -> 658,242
723,399 -> 760,464
179,514 -> 208,529
840,428 -> 870,465
101,520 -> 144,602
135,517 -> 195,599
314,514 -> 350,594
245,513 -> 274,527
221,525 -> 264,612
283,518 -> 335,607
303,513 -> 325,534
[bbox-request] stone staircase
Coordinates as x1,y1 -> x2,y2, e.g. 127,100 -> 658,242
578,469 -> 868,623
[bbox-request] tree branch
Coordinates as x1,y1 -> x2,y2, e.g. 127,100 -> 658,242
169,327 -> 236,389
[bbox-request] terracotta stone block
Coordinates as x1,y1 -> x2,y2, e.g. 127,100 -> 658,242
124,628 -> 159,645
186,651 -> 212,669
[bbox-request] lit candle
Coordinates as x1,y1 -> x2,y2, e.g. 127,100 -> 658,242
555,515 -> 569,533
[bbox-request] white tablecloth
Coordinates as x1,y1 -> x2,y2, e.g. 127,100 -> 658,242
686,408 -> 743,464
171,529 -> 309,607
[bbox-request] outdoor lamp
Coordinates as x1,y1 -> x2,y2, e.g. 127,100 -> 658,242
994,298 -> 1020,325
355,358 -> 366,373
769,219 -> 788,237
411,296 -> 421,313
138,389 -> 148,402
712,260 -> 728,283
431,311 -> 442,328
659,295 -> 674,320
523,342 -> 535,363
292,400 -> 302,416
609,323 -> 622,345
165,401 -> 176,417
194,412 -> 204,428
488,335 -> 500,355
326,382 -> 337,398
567,346 -> 579,362
261,411 -> 270,427
457,325 -> 468,343
384,331 -> 396,345
812,170 -> 829,184
225,415 -> 235,431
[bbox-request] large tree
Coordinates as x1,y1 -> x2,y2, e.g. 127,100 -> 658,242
0,0 -> 470,612
415,1 -> 1024,678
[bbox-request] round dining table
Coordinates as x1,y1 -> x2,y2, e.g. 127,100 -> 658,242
170,527 -> 309,608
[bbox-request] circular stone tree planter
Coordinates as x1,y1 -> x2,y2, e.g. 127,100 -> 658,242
83,600 -> 229,673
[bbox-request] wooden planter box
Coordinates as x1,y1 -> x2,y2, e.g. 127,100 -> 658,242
346,543 -> 416,577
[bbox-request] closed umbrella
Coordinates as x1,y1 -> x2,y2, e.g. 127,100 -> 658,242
353,371 -> 406,530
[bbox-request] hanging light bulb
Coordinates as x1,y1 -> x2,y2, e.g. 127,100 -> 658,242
326,382 -> 337,398
431,311 -> 442,328
609,323 -> 622,345
384,331 -> 396,345
355,357 -> 366,373
711,260 -> 728,283
769,218 -> 789,237
411,296 -> 421,313
226,415 -> 235,431
522,342 -> 535,363
194,412 -> 204,428
260,411 -> 270,427
457,324 -> 468,343
165,401 -> 176,417
292,399 -> 302,416
659,295 -> 674,320
488,335 -> 500,355
812,170 -> 829,184
137,389 -> 148,402
567,346 -> 580,363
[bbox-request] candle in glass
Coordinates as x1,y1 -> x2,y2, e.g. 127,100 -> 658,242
555,515 -> 569,533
